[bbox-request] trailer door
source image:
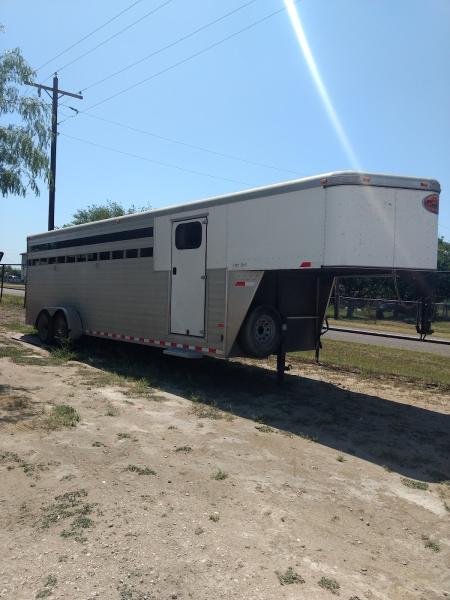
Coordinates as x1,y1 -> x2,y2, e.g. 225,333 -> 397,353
170,218 -> 207,337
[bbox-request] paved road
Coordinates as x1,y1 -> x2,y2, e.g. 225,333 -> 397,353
1,288 -> 25,297
326,328 -> 450,357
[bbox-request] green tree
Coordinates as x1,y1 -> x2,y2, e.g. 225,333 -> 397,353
435,237 -> 450,301
0,40 -> 50,197
64,200 -> 150,226
437,237 -> 450,272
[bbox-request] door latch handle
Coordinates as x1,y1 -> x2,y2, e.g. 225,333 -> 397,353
201,275 -> 206,280
172,267 -> 177,275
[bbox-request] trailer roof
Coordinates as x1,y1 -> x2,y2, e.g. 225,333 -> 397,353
28,170 -> 440,240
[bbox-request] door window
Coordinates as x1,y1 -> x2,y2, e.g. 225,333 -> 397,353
175,221 -> 202,250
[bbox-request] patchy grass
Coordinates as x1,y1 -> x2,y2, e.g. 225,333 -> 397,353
291,339 -> 450,390
60,514 -> 94,541
77,368 -> 127,389
122,377 -> 154,398
35,575 -> 58,598
92,441 -> 105,447
211,468 -> 228,481
422,535 -> 441,552
0,293 -> 23,307
39,489 -> 96,542
318,576 -> 340,594
105,402 -> 119,417
401,478 -> 429,491
1,393 -> 29,411
276,567 -> 305,586
19,461 -> 49,478
209,513 -> 220,522
36,574 -> 57,598
117,432 -> 136,441
0,341 -> 40,363
0,451 -> 49,478
44,405 -> 80,429
125,464 -> 156,476
0,450 -> 21,464
49,342 -> 77,363
336,455 -> 346,462
298,432 -> 319,443
175,445 -> 192,453
255,424 -> 274,433
190,401 -> 233,421
3,321 -> 36,334
0,337 -> 75,367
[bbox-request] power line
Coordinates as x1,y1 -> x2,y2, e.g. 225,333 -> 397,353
48,0 -> 174,80
60,132 -> 254,186
72,111 -> 302,176
36,0 -> 145,72
68,2 -> 296,116
81,0 -> 259,93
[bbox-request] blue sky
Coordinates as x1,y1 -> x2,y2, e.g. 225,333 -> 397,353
1,0 -> 449,263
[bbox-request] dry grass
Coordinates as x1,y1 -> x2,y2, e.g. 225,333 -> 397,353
276,567 -> 305,586
43,405 -> 80,429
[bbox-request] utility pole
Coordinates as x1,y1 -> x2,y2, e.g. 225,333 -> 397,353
28,74 -> 82,230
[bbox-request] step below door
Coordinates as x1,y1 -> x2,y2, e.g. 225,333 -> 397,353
170,218 -> 207,337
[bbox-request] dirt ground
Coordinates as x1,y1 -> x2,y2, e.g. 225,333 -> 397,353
0,304 -> 449,600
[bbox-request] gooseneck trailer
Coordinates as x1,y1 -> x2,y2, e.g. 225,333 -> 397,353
25,171 -> 440,379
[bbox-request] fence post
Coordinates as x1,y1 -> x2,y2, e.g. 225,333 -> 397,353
0,264 -> 4,303
333,278 -> 340,320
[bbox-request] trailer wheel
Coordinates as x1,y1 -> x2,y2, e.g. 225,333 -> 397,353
36,311 -> 54,345
53,311 -> 69,344
239,305 -> 281,358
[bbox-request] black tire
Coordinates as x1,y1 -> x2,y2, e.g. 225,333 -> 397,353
238,305 -> 281,358
53,311 -> 69,344
36,311 -> 54,345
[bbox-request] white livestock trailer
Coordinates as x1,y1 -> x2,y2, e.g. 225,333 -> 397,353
26,171 -> 440,379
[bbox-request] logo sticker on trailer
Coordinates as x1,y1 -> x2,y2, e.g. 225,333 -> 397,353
422,194 -> 439,215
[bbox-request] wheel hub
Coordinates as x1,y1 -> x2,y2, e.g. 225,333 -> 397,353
254,317 -> 274,344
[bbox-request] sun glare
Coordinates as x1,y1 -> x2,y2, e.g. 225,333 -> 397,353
284,0 -> 360,170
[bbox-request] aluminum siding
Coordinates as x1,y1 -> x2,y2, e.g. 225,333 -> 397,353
26,260 -> 226,353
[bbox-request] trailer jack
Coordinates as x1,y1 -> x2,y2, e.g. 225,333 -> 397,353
276,349 -> 292,384
276,324 -> 291,384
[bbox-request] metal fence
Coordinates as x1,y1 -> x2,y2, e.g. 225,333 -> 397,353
330,295 -> 450,324
0,264 -> 26,302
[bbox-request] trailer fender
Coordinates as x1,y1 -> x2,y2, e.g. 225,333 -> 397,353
38,306 -> 83,341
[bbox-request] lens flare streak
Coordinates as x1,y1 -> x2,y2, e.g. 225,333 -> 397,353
284,0 -> 360,169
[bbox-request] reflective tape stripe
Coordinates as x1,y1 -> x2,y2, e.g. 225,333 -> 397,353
85,330 -> 222,355
234,280 -> 256,287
